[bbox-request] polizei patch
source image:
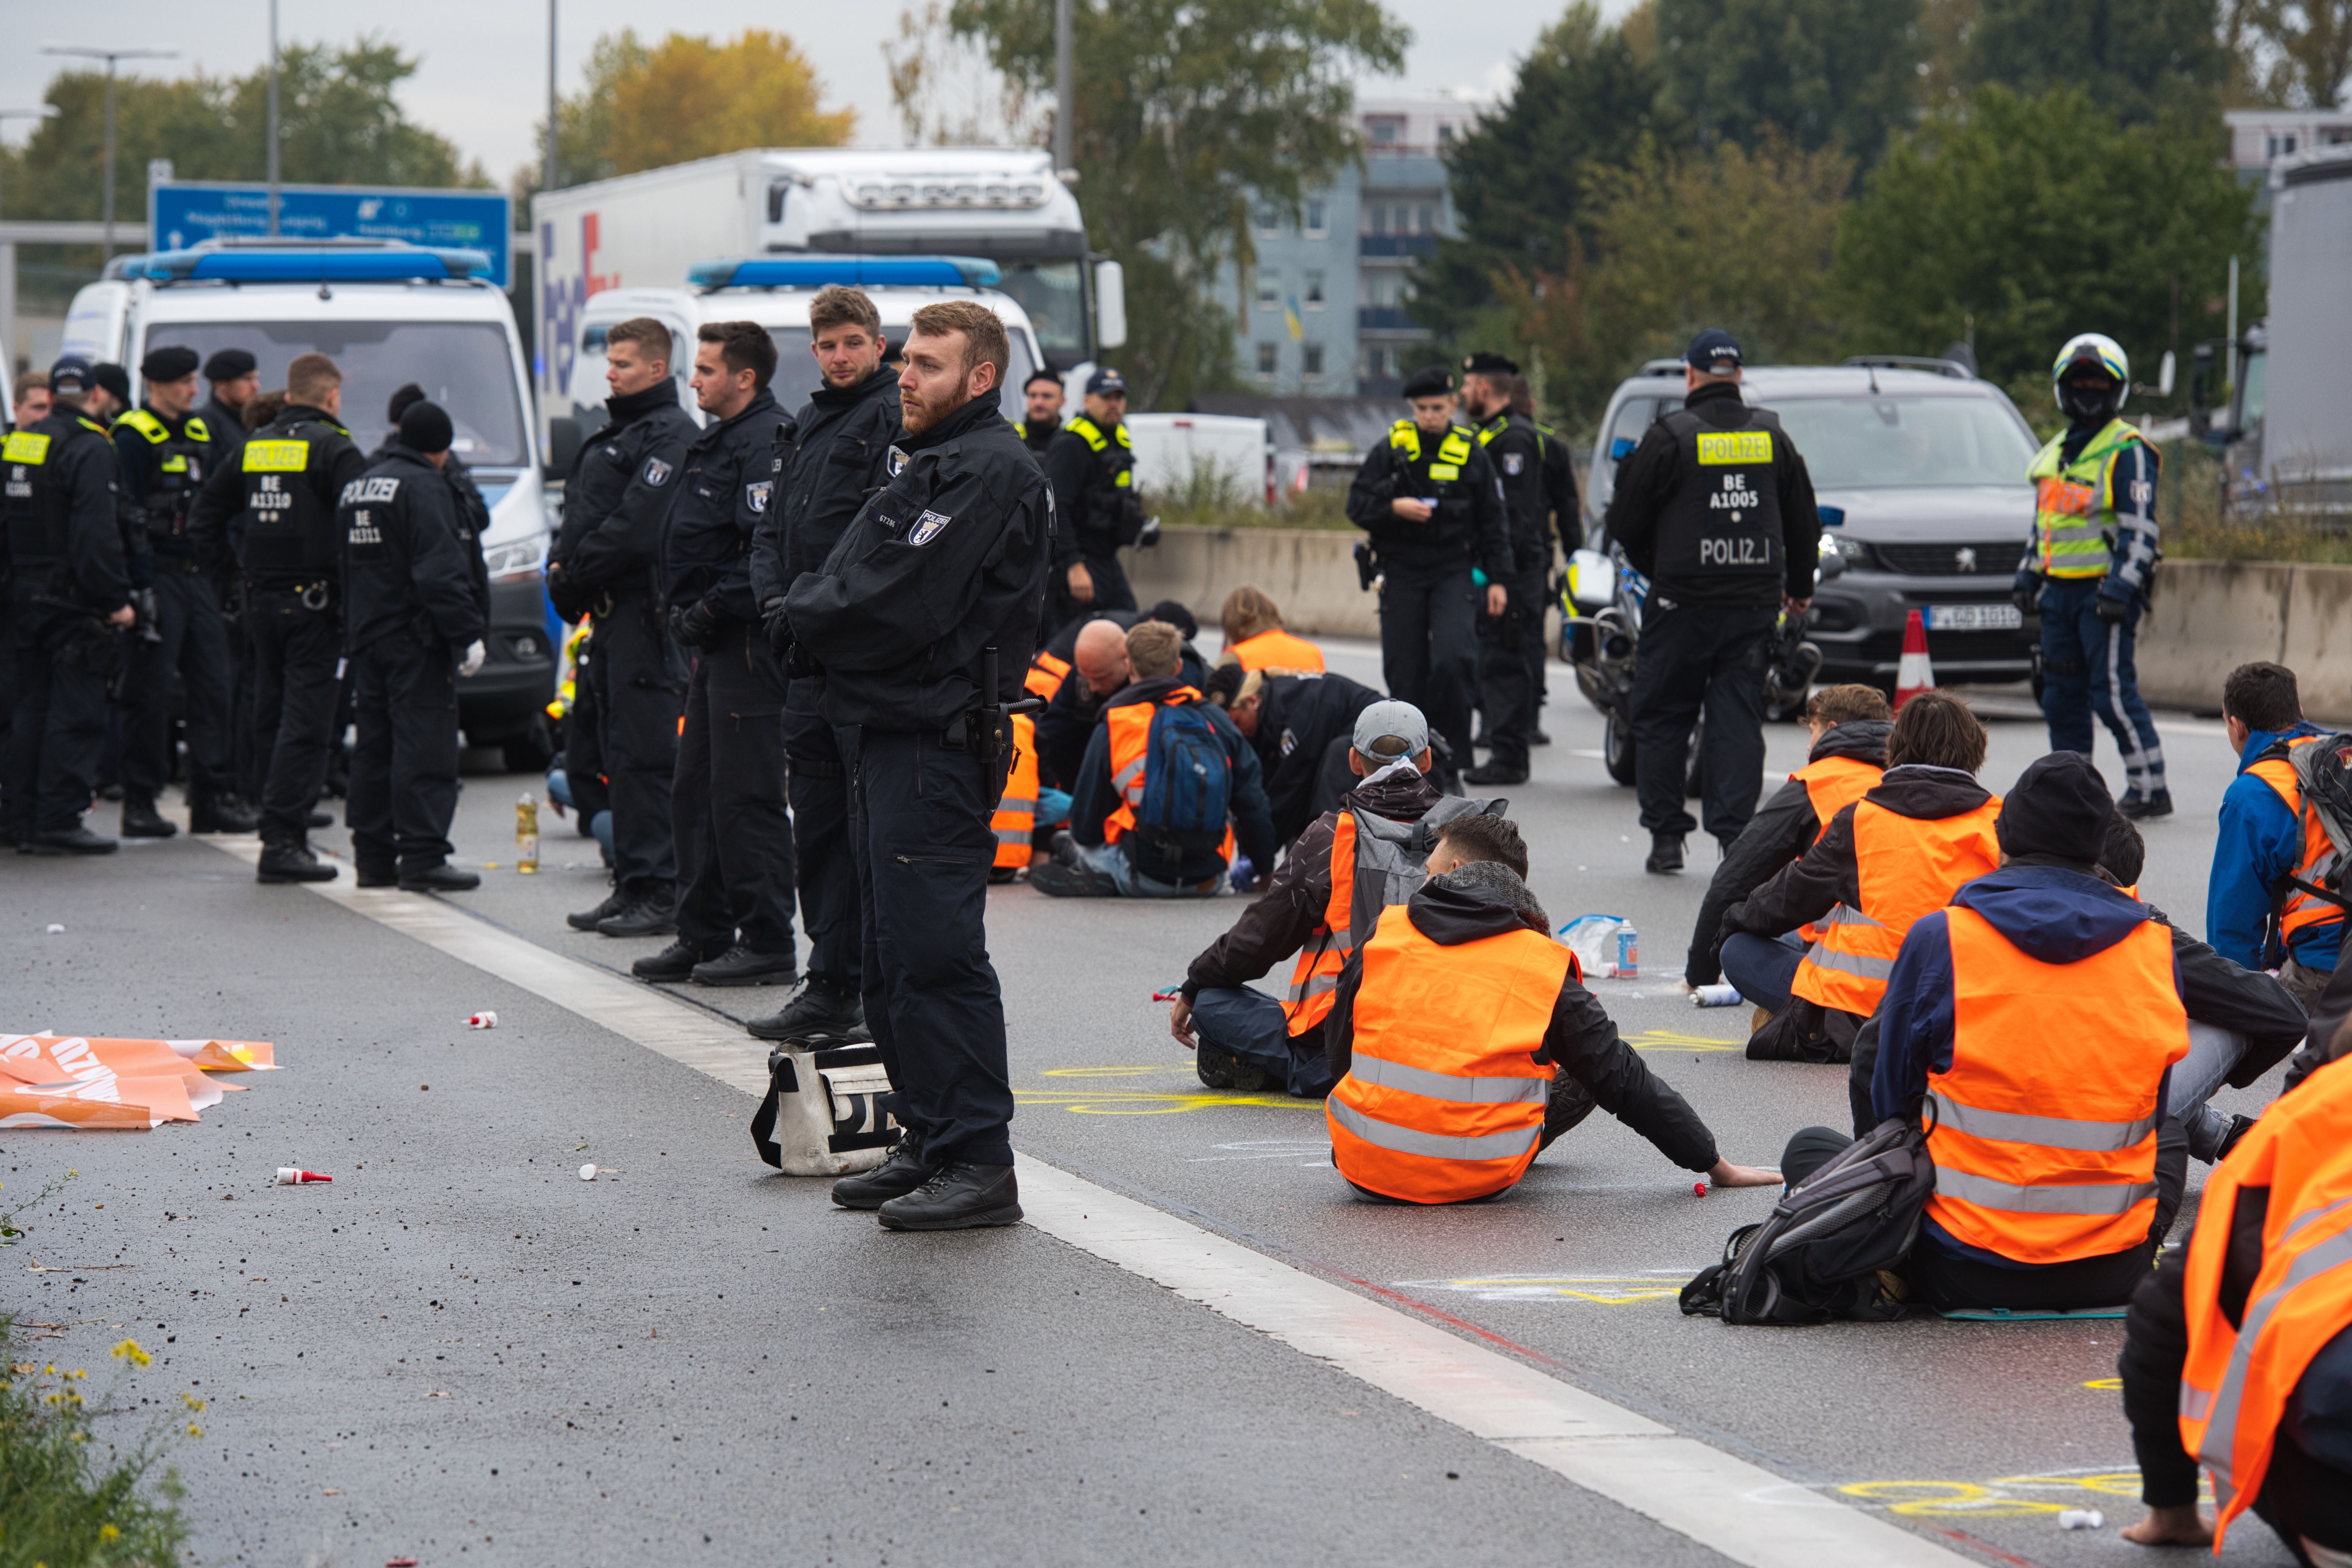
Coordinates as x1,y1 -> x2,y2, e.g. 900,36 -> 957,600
745,479 -> 772,513
906,509 -> 954,546
642,457 -> 672,487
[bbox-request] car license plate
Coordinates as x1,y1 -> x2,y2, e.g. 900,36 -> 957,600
1922,603 -> 2022,632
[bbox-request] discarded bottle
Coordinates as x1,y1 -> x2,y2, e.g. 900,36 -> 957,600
1691,983 -> 1743,1007
516,792 -> 540,874
1614,923 -> 1639,979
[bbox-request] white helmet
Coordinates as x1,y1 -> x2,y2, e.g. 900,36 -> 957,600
2052,333 -> 2131,414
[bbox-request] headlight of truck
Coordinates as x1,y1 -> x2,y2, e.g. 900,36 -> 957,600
483,534 -> 550,583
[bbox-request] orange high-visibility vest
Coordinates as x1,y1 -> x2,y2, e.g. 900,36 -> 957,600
1925,902 -> 2188,1266
1792,795 -> 2003,1016
1099,685 -> 1234,862
2247,735 -> 2347,947
1788,753 -> 1883,944
1026,649 -> 1073,702
992,713 -> 1039,871
1284,814 -> 1360,1037
1326,904 -> 1572,1204
2178,1055 -> 2352,1545
1229,628 -> 1326,673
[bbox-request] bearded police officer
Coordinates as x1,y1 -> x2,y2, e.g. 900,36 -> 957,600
4,357 -> 138,854
780,299 -> 1052,1231
1344,365 -> 1511,776
749,285 -> 901,1048
114,344 -> 256,838
1043,366 -> 1143,629
1014,368 -> 1064,457
1460,351 -> 1546,786
632,321 -> 799,989
1607,329 -> 1819,873
547,318 -> 697,938
190,351 -> 368,883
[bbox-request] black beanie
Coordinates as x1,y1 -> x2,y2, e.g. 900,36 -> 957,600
399,399 -> 454,455
1401,365 -> 1452,399
140,344 -> 201,383
91,362 -> 132,406
202,347 -> 257,382
386,381 -> 427,425
1997,752 -> 2113,863
1148,598 -> 1198,640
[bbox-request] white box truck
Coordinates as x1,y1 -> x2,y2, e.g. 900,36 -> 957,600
1124,413 -> 1273,507
531,148 -> 1126,443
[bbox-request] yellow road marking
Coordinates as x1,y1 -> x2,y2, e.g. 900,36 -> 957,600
2080,1377 -> 2122,1391
1407,1274 -> 1694,1306
1630,1029 -> 1744,1053
1836,1469 -> 2181,1517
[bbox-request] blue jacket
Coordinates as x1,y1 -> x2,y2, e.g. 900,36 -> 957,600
1070,675 -> 1278,882
1873,863 -> 2181,1265
2208,721 -> 2341,972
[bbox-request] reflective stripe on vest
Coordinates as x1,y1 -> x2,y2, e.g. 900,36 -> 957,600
1326,904 -> 1567,1205
1228,628 -> 1326,674
992,713 -> 1040,870
1282,813 -> 1358,1035
2176,1055 -> 2352,1546
2029,418 -> 2141,578
1793,795 -> 2002,1015
1925,903 -> 2188,1266
2247,736 -> 2346,944
1067,415 -> 1133,487
1026,650 -> 1073,702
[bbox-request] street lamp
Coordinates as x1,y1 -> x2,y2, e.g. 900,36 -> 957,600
41,44 -> 180,256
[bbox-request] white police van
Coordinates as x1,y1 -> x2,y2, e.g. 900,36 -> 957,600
63,239 -> 558,765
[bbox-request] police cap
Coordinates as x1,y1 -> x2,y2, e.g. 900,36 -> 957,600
1400,366 -> 1453,400
1685,329 -> 1743,374
91,363 -> 133,406
1085,366 -> 1127,397
49,355 -> 94,395
203,348 -> 258,382
399,399 -> 455,456
140,344 -> 201,384
1462,351 -> 1519,378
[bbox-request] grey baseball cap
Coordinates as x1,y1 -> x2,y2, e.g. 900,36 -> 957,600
1352,699 -> 1430,760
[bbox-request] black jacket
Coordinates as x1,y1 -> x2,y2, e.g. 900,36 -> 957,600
1036,661 -> 1119,792
1325,876 -> 1719,1172
339,447 -> 489,653
189,404 -> 368,588
1043,417 -> 1141,567
552,382 -> 697,612
1015,416 -> 1060,456
7,409 -> 130,613
661,389 -> 789,624
1606,380 -> 1818,605
1538,418 -> 1581,552
199,396 -> 250,462
1248,671 -> 1384,849
1478,412 -> 1551,569
751,365 -> 901,607
784,393 -> 1051,732
1344,424 -> 1514,578
1684,719 -> 1889,985
112,403 -> 219,564
1068,672 -> 1279,881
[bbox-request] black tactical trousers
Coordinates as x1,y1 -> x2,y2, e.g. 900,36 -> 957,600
785,676 -> 860,991
1048,551 -> 1136,639
592,590 -> 684,893
1377,557 -> 1480,768
1476,563 -> 1547,772
671,620 -> 796,956
248,586 -> 343,844
1629,599 -> 1773,843
347,628 -> 461,875
7,598 -> 114,839
845,723 -> 1015,1167
122,563 -> 236,804
564,629 -> 611,827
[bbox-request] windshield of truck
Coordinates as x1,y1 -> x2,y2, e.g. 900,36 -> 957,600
762,324 -> 1036,422
1761,395 -> 2036,489
148,319 -> 529,467
990,259 -> 1086,364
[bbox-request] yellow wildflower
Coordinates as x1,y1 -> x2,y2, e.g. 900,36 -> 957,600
96,1525 -> 120,1543
185,1422 -> 203,1437
109,1339 -> 150,1367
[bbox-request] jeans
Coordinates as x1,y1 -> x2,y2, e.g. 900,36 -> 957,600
1191,984 -> 1337,1098
1719,930 -> 1807,1013
1078,839 -> 1220,898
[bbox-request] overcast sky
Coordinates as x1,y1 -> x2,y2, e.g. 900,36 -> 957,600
6,0 -> 1635,176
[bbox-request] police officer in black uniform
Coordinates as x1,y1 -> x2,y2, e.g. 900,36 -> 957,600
113,344 -> 256,838
199,348 -> 261,801
1013,368 -> 1064,457
190,351 -> 368,883
338,400 -> 488,891
780,299 -> 1051,1231
199,349 -> 259,466
1459,351 -> 1548,786
544,322 -> 697,938
4,357 -> 137,853
632,321 -> 799,989
1606,329 -> 1820,873
1343,365 -> 1512,775
1042,367 -> 1143,631
749,285 -> 900,1046
1519,373 -> 1579,743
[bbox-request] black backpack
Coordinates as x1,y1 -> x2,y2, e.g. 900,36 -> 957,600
2260,732 -> 2352,966
1679,1114 -> 1934,1325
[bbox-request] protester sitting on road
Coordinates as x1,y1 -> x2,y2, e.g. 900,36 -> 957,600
1718,691 -> 2000,1064
1035,616 -> 1132,790
2208,661 -> 2342,1010
1220,586 -> 1326,673
1682,683 -> 1890,998
1203,660 -> 1385,850
2115,1046 -> 2352,1559
1323,813 -> 1782,1205
1171,699 -> 1503,1096
1034,621 -> 1277,898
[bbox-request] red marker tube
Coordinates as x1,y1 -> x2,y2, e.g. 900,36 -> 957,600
276,1168 -> 332,1185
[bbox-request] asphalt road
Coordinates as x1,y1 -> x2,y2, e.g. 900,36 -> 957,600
2,637 -> 2303,1567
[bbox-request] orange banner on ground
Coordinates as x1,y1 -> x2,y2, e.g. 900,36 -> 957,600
0,1033 -> 277,1130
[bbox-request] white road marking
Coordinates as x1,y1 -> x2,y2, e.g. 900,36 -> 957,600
203,836 -> 1968,1568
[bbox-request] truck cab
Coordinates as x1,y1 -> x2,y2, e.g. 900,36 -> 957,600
63,240 -> 558,764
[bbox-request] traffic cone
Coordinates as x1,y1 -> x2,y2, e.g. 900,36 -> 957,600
1894,607 -> 1936,710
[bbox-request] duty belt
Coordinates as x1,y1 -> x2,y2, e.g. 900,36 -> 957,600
254,579 -> 335,610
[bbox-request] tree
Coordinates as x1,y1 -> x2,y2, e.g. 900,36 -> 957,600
1961,0 -> 2227,123
1836,85 -> 2261,389
885,1 -> 1045,147
2238,0 -> 2352,106
947,0 -> 1409,407
1652,0 -> 1926,167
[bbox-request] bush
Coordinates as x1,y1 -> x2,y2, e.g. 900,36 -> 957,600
1141,474 -> 1356,533
2158,439 -> 2352,565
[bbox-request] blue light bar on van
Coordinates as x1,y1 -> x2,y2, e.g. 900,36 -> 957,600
123,246 -> 493,282
690,255 -> 1002,291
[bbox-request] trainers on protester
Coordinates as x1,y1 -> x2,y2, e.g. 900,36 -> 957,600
1194,1043 -> 1265,1092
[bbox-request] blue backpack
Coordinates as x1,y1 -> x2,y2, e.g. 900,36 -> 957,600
1129,698 -> 1233,879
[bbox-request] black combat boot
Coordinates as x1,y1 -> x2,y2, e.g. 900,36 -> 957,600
746,979 -> 870,1045
569,885 -> 628,931
189,794 -> 261,834
830,1135 -> 936,1210
257,837 -> 337,884
121,794 -> 177,838
876,1162 -> 1023,1230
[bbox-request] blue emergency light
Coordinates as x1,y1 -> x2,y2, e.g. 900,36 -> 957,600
689,255 -> 1002,291
122,244 -> 493,283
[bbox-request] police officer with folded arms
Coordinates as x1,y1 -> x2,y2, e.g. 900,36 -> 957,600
1607,329 -> 1820,874
190,351 -> 368,884
546,319 -> 697,939
113,344 -> 257,838
1459,351 -> 1547,786
337,400 -> 487,891
1043,367 -> 1143,629
633,322 -> 800,989
4,357 -> 138,854
749,285 -> 901,1047
779,299 -> 1052,1231
1345,365 -> 1511,777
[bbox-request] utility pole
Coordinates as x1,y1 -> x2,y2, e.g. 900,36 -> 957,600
42,46 -> 178,256
1054,0 -> 1073,179
268,0 -> 281,236
0,105 -> 61,376
545,0 -> 559,195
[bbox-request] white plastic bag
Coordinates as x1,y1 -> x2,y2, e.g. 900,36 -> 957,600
1557,914 -> 1627,979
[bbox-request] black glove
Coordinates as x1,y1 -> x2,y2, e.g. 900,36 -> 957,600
2094,591 -> 2130,625
761,596 -> 792,653
2011,569 -> 2042,616
669,598 -> 719,650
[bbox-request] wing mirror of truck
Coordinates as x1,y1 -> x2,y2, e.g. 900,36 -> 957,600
545,416 -> 583,485
1094,259 -> 1128,351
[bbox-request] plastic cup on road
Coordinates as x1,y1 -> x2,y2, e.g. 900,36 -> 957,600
580,1163 -> 597,1181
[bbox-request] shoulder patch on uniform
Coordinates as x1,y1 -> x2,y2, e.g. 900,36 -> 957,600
642,456 -> 672,488
1502,452 -> 1525,476
745,479 -> 772,513
887,445 -> 909,479
907,509 -> 953,547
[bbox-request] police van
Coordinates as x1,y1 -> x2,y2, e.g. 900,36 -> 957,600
62,239 -> 557,765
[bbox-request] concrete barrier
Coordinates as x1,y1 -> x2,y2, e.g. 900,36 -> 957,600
1127,525 -> 1379,640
